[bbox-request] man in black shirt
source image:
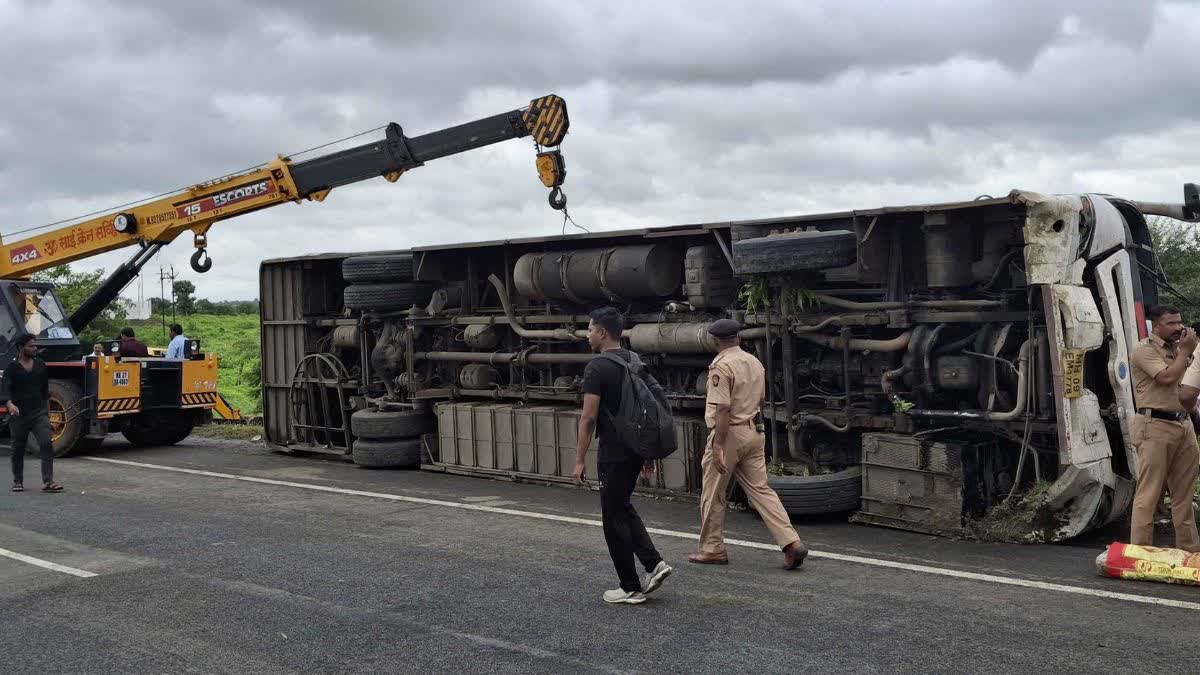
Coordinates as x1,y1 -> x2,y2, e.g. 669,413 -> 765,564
573,307 -> 672,604
4,333 -> 62,492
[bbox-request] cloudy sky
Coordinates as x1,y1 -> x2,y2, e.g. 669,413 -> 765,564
2,0 -> 1199,301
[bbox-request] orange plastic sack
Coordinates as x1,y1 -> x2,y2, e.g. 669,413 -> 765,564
1095,542 -> 1200,586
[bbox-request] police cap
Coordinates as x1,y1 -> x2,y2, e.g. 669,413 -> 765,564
708,319 -> 742,339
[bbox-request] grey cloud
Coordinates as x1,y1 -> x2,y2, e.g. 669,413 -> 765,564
0,0 -> 1172,201
137,0 -> 1157,83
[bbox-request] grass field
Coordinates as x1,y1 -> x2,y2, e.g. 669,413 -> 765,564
130,314 -> 262,415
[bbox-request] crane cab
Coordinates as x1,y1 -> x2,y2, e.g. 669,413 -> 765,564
0,281 -> 81,367
0,280 -> 214,455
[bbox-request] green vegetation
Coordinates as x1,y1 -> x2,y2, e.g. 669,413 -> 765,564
130,314 -> 262,414
31,263 -> 262,415
1149,216 -> 1200,317
738,280 -> 821,318
781,287 -> 820,316
738,279 -> 770,315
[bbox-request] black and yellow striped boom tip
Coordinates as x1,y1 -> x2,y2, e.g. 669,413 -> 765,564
523,95 -> 569,147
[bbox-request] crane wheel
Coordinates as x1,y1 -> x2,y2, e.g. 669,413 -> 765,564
46,380 -> 86,457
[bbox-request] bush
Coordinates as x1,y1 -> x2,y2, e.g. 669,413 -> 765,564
1149,216 -> 1200,318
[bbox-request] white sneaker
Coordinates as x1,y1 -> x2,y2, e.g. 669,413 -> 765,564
642,561 -> 673,595
603,589 -> 647,604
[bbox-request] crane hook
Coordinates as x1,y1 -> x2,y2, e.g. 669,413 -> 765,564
548,187 -> 567,211
190,248 -> 212,273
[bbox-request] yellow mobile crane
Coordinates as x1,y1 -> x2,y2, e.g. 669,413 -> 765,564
0,95 -> 569,454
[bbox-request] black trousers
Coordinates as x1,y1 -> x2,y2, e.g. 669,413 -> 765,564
10,410 -> 53,485
599,460 -> 662,593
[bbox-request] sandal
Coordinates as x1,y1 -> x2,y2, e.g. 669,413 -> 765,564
11,482 -> 23,492
42,482 -> 63,493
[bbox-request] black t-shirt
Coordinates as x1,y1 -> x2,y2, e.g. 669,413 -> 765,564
582,349 -> 640,464
2,357 -> 49,415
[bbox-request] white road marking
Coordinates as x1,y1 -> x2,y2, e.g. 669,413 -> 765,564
84,456 -> 1200,612
0,547 -> 99,578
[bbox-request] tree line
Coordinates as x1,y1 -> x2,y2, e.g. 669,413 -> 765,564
150,280 -> 259,316
1148,216 -> 1200,319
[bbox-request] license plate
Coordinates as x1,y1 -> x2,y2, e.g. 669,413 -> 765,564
1062,349 -> 1085,399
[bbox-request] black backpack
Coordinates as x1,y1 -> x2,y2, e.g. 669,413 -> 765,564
599,351 -> 677,460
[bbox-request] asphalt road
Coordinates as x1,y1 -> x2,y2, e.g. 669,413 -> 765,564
1,437 -> 1198,674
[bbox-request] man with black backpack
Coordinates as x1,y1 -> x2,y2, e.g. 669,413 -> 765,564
573,306 -> 674,605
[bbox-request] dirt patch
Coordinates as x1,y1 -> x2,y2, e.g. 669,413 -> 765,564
963,481 -> 1061,543
767,461 -> 796,477
193,424 -> 265,441
766,461 -> 839,477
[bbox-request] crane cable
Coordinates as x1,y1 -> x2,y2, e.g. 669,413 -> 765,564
11,123 -> 593,241
532,138 -> 588,235
560,202 -> 589,235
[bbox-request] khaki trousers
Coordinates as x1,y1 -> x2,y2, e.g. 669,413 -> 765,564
1130,415 -> 1200,552
699,423 -> 801,554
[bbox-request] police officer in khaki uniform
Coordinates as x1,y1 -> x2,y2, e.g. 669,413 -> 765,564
688,319 -> 809,569
1128,305 -> 1200,552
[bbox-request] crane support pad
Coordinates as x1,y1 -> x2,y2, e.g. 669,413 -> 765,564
213,393 -> 243,421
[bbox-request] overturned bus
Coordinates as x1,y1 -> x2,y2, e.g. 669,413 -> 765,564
259,186 -> 1200,541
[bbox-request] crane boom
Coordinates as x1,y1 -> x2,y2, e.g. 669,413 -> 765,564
0,95 -> 569,458
0,95 -> 569,280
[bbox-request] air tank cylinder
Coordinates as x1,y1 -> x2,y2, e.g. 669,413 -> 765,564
459,364 -> 497,389
627,323 -> 718,354
331,325 -> 359,349
463,324 -> 499,350
513,244 -> 681,302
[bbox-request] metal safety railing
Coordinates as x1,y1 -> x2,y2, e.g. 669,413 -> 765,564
288,353 -> 354,452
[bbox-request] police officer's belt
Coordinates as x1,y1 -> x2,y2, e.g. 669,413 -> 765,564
1139,408 -> 1188,422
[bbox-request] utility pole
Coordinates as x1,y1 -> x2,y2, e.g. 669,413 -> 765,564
159,265 -> 177,342
158,266 -> 165,340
